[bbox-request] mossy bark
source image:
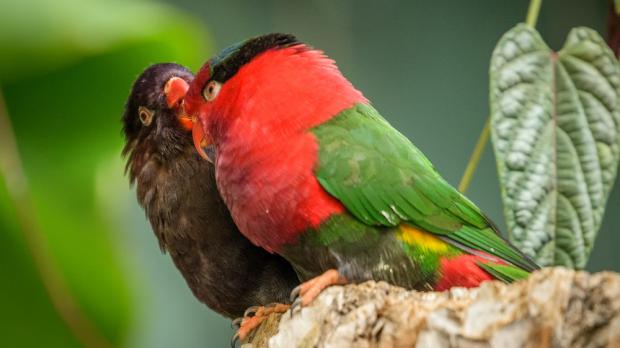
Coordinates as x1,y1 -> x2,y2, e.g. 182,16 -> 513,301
243,268 -> 620,347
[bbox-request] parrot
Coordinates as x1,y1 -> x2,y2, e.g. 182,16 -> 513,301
183,34 -> 539,310
121,63 -> 299,334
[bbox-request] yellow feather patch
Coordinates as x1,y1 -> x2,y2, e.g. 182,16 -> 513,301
398,224 -> 450,253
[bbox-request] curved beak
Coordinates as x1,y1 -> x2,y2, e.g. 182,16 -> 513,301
163,76 -> 214,163
177,113 -> 194,131
164,77 -> 195,132
192,120 -> 213,163
164,77 -> 190,108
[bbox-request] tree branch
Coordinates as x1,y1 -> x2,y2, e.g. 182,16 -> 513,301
244,268 -> 620,347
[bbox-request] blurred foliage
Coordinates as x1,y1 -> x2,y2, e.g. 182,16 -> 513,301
0,0 -> 207,82
0,0 -> 210,347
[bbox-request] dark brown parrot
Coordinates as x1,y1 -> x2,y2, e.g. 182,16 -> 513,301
121,64 -> 298,333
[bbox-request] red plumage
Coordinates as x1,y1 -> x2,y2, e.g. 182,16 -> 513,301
185,46 -> 366,251
184,35 -> 536,303
435,255 -> 495,291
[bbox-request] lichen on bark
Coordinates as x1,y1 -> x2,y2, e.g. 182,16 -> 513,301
243,268 -> 620,347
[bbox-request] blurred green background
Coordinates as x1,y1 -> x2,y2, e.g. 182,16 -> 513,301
0,0 -> 617,347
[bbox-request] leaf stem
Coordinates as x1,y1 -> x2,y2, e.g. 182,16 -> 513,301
0,88 -> 112,348
458,0 -> 542,193
526,0 -> 543,28
458,117 -> 490,193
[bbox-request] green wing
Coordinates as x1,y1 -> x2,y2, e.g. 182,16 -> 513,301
477,262 -> 530,283
312,103 -> 538,272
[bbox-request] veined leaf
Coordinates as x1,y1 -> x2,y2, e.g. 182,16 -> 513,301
490,24 -> 620,268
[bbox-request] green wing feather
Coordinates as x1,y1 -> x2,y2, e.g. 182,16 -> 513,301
312,103 -> 538,272
477,262 -> 530,283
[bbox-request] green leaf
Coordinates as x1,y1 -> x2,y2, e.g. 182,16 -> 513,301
490,24 -> 620,268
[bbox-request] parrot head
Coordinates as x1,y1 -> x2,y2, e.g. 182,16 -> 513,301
122,63 -> 194,181
183,33 -> 365,159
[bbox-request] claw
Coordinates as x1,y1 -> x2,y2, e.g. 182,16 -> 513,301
243,306 -> 260,318
287,269 -> 347,316
231,317 -> 242,330
230,332 -> 239,348
233,303 -> 291,343
289,285 -> 301,303
290,297 -> 302,318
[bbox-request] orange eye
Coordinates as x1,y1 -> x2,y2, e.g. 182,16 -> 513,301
202,81 -> 221,101
138,106 -> 154,126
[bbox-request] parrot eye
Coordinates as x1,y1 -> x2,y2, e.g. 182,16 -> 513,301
138,106 -> 154,126
202,81 -> 221,102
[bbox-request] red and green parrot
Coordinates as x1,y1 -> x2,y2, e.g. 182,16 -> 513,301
183,33 -> 539,307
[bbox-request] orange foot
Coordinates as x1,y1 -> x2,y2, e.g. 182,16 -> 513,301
231,303 -> 290,346
290,269 -> 348,313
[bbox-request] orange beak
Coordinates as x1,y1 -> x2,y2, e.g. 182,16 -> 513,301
192,119 -> 213,163
164,76 -> 213,163
177,113 -> 194,131
163,76 -> 194,131
164,77 -> 190,108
